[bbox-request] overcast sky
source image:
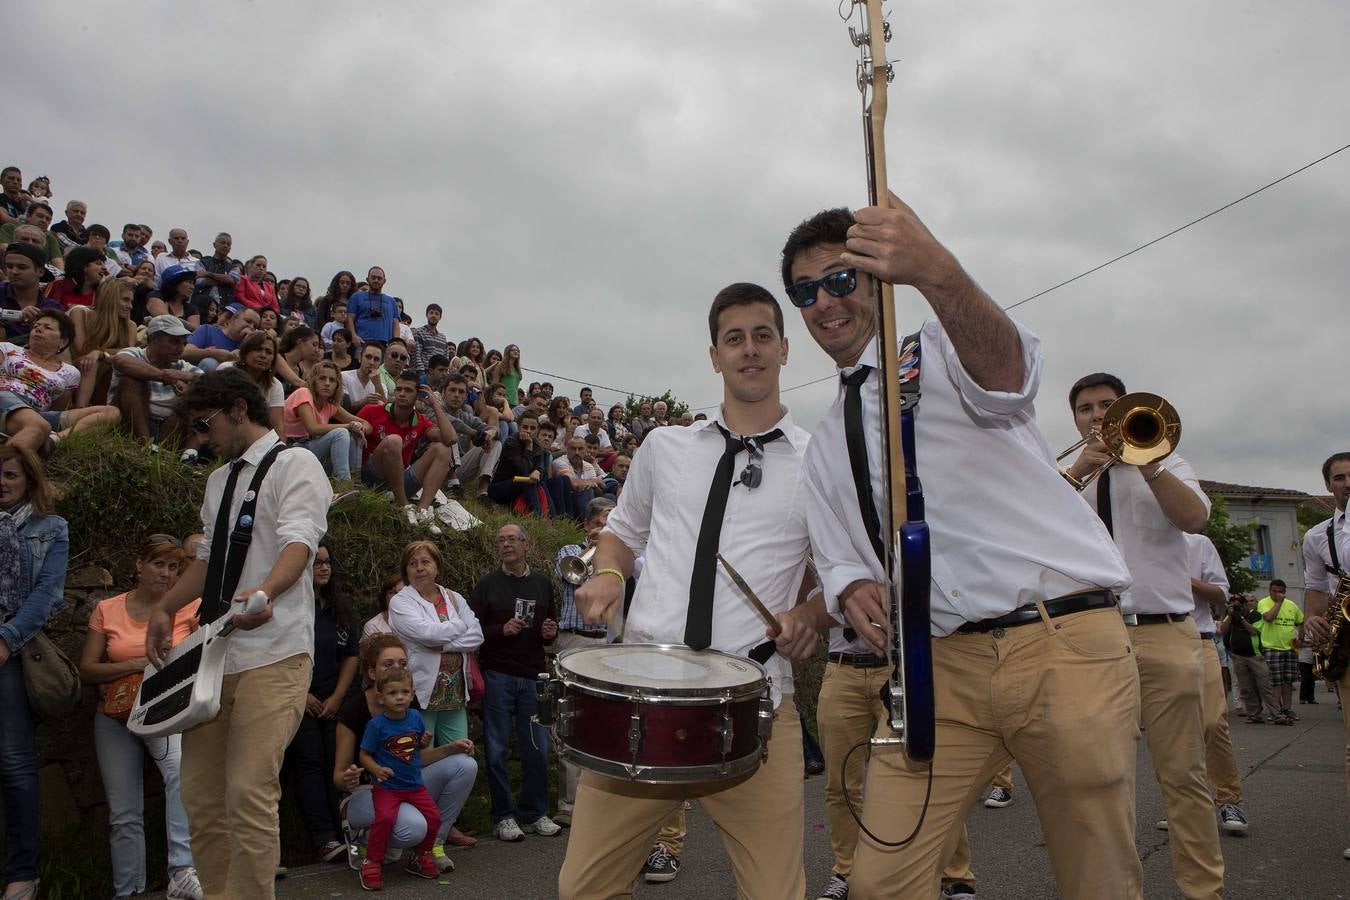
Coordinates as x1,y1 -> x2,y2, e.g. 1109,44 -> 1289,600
16,1 -> 1348,496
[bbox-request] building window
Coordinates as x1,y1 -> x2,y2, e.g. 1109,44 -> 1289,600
1249,523 -> 1273,577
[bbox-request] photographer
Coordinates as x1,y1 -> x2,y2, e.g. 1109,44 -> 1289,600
1220,594 -> 1282,724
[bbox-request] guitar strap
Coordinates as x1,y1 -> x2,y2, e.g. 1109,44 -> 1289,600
199,443 -> 291,625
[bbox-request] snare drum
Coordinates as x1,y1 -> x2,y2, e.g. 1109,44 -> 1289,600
538,643 -> 774,784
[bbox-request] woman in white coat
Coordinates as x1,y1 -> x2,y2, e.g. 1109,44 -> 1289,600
387,540 -> 483,746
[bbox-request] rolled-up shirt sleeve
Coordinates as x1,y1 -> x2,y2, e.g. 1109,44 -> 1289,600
604,429 -> 656,558
803,440 -> 880,620
936,317 -> 1042,421
1303,528 -> 1331,594
270,452 -> 332,553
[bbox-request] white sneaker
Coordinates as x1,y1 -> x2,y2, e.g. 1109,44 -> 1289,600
166,866 -> 204,900
984,786 -> 1012,808
494,817 -> 525,842
522,814 -> 562,836
403,503 -> 419,526
414,505 -> 443,535
1156,819 -> 1169,831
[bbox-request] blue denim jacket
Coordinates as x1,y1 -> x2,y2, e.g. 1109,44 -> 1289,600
0,513 -> 69,653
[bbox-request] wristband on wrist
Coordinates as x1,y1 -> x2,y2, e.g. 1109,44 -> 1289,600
593,567 -> 625,585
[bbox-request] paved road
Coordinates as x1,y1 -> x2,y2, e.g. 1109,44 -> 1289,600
188,689 -> 1348,898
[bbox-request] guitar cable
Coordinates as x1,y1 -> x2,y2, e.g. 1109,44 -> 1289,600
840,738 -> 933,848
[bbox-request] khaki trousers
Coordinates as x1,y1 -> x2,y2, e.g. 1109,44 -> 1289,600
654,807 -> 685,856
558,699 -> 805,899
1340,666 -> 1350,802
990,763 -> 1013,791
181,654 -> 311,900
1200,639 -> 1242,806
851,607 -> 1142,900
816,661 -> 974,884
552,631 -> 608,816
1129,618 -> 1224,899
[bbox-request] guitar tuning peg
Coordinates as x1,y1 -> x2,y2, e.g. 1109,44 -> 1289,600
883,21 -> 893,42
884,62 -> 896,83
856,61 -> 870,93
848,25 -> 866,48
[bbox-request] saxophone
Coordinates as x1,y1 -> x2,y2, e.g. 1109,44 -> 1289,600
1313,573 -> 1350,683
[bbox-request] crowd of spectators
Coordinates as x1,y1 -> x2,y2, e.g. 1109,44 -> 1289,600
0,164 -> 721,898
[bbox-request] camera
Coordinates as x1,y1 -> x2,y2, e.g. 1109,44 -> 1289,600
0,309 -> 25,323
514,598 -> 537,628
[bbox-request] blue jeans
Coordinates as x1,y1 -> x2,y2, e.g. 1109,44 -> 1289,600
482,670 -> 550,825
344,752 -> 478,848
297,428 -> 362,481
94,712 -> 193,896
0,657 -> 39,884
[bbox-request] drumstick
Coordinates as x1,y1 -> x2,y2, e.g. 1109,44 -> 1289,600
715,553 -> 781,637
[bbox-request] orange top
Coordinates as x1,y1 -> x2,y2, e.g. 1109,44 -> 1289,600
89,593 -> 201,698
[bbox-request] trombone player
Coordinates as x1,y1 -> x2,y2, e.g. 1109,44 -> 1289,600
1068,373 -> 1223,899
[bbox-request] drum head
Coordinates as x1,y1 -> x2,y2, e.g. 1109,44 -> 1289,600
558,643 -> 764,694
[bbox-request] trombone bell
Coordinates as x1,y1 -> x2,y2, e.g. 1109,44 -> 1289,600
560,546 -> 597,586
1057,391 -> 1181,490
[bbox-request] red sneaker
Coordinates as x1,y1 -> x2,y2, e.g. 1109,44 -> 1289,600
360,859 -> 384,891
404,851 -> 439,879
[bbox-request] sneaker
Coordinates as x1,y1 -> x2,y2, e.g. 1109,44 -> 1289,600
1285,708 -> 1301,721
494,817 -> 525,842
275,866 -> 288,879
165,866 -> 204,900
816,872 -> 848,899
402,504 -> 419,526
552,809 -> 572,827
984,786 -> 1013,808
1246,714 -> 1265,724
359,859 -> 384,891
942,884 -> 976,898
805,758 -> 826,778
404,851 -> 439,879
1156,819 -> 1169,831
319,839 -> 347,863
1273,714 -> 1295,726
522,814 -> 562,836
1219,804 -> 1249,834
430,845 -> 457,872
642,843 -> 680,883
414,505 -> 443,535
1343,846 -> 1350,859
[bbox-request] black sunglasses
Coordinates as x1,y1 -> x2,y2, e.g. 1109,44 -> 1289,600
190,408 -> 224,434
785,268 -> 857,308
735,436 -> 769,490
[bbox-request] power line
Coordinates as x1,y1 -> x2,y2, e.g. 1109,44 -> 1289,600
533,141 -> 1350,411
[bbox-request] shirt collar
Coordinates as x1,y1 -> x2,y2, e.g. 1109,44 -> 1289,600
701,405 -> 804,451
839,340 -> 880,377
238,430 -> 282,467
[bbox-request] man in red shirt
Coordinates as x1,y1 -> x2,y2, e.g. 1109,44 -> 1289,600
359,370 -> 456,532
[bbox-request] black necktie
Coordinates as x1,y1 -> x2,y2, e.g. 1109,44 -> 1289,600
843,366 -> 886,565
1096,467 -> 1114,536
201,459 -> 248,624
686,424 -> 782,651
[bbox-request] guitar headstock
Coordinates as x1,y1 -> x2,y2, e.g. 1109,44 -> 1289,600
844,0 -> 894,102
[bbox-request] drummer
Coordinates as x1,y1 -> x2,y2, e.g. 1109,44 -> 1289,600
560,283 -> 827,900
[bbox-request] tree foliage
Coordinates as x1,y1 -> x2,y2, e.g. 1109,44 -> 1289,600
1203,495 -> 1258,595
623,389 -> 691,421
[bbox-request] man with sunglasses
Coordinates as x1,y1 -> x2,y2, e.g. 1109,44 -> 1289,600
145,368 -> 331,900
376,337 -> 412,396
785,199 -> 1141,900
561,283 -> 827,900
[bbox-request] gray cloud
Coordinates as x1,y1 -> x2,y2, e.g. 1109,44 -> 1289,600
15,0 -> 1348,494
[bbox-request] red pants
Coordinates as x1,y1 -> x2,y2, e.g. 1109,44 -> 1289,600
367,786 -> 441,863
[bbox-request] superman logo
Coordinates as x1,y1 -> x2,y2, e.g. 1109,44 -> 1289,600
384,731 -> 419,764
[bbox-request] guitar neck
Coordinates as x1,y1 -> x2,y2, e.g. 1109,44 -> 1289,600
863,0 -> 909,541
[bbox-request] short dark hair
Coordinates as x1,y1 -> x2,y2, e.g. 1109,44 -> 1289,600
426,303 -> 442,313
24,201 -> 51,217
1269,579 -> 1287,590
386,337 -> 408,352
395,370 -> 420,387
580,387 -> 592,395
518,410 -> 540,425
64,246 -> 105,289
583,434 -> 600,446
427,354 -> 450,369
444,373 -> 468,388
178,368 -> 270,426
1321,452 -> 1350,485
1068,373 -> 1127,410
780,207 -> 853,289
1,166 -> 19,179
707,282 -> 784,344
33,309 -> 74,352
122,223 -> 139,235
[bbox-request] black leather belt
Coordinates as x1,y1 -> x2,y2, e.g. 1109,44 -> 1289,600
1199,631 -> 1216,639
562,628 -> 607,638
956,590 -> 1117,635
828,652 -> 890,668
1122,612 -> 1189,626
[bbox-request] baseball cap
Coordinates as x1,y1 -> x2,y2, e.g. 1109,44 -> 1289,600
146,314 -> 191,337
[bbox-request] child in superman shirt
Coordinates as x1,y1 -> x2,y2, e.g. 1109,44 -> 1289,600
358,667 -> 442,891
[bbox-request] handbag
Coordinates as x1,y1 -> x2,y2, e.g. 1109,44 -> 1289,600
20,630 -> 84,722
102,672 -> 144,723
467,652 -> 485,706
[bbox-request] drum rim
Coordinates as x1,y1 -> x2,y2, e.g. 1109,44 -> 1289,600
555,642 -> 768,699
559,744 -> 764,784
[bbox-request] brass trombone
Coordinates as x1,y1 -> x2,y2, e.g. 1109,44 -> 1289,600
560,546 -> 597,586
1058,391 -> 1181,490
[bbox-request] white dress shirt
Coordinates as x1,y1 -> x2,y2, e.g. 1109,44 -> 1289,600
1184,532 -> 1229,633
387,585 -> 484,708
1336,510 -> 1350,579
1082,454 -> 1210,616
1303,511 -> 1345,594
195,431 -> 332,674
604,407 -> 811,704
153,251 -> 201,287
803,317 -> 1131,637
